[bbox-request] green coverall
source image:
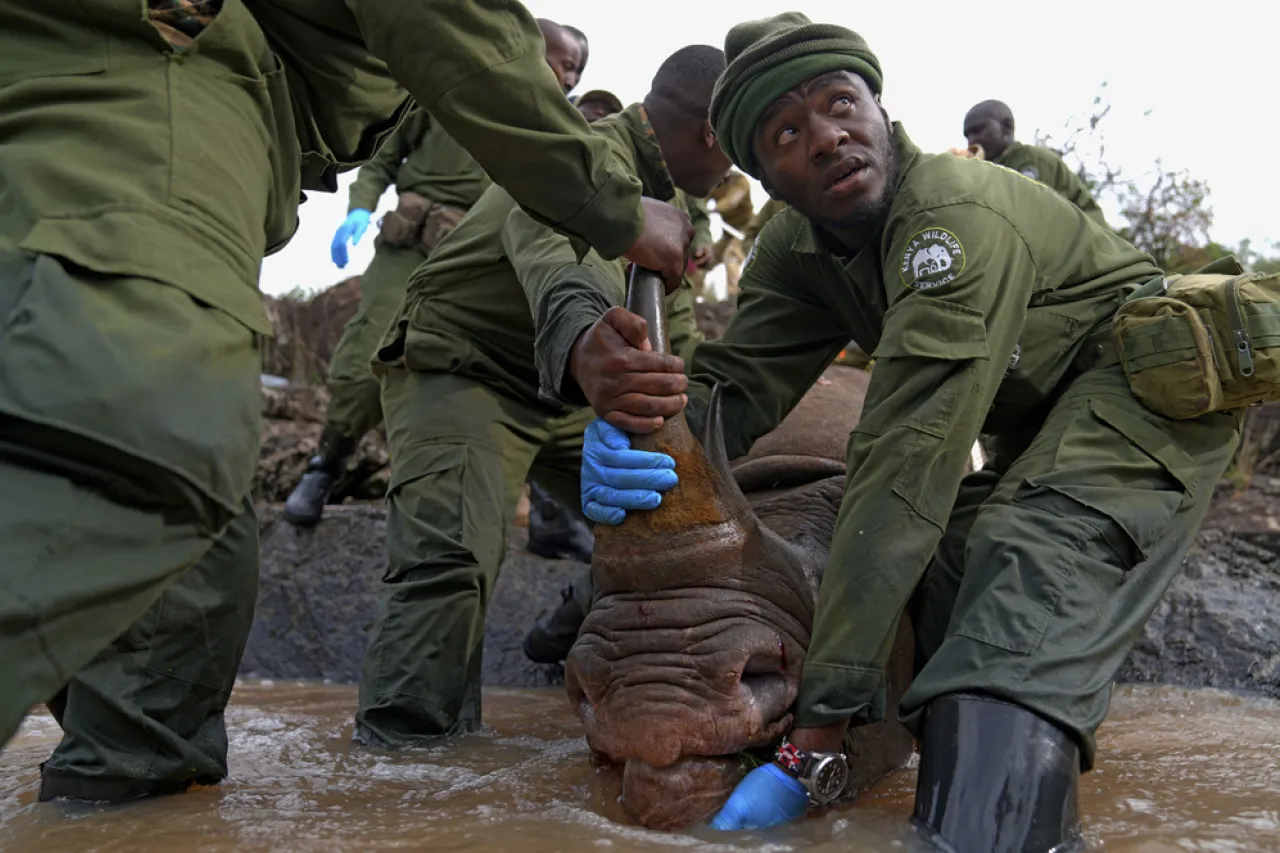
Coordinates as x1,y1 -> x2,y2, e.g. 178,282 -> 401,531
359,104 -> 703,747
544,124 -> 1239,770
0,0 -> 662,788
327,110 -> 492,440
992,141 -> 1108,226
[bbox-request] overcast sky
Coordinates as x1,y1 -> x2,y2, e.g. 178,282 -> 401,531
259,0 -> 1277,297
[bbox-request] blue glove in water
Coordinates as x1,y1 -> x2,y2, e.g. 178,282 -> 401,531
331,208 -> 372,268
709,763 -> 809,831
581,418 -> 678,525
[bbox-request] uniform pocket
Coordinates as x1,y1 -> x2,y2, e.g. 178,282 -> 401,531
385,443 -> 471,582
1013,397 -> 1196,572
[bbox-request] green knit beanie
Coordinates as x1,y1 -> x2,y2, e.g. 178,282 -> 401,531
709,13 -> 883,179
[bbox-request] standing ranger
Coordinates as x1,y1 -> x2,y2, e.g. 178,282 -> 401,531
355,45 -> 732,747
284,17 -> 589,527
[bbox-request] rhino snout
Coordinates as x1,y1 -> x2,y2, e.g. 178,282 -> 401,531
565,588 -> 806,769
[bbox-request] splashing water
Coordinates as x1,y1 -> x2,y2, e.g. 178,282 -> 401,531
2,683 -> 1277,852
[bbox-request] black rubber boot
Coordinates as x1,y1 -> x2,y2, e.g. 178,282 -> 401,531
526,480 -> 595,563
282,425 -> 358,528
911,693 -> 1086,853
522,584 -> 587,664
38,767 -> 222,804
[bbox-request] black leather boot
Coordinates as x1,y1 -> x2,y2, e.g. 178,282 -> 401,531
522,584 -> 586,664
912,693 -> 1086,853
282,425 -> 358,527
525,480 -> 595,563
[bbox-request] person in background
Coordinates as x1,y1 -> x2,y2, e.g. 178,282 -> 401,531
963,99 -> 1107,224
284,18 -> 589,527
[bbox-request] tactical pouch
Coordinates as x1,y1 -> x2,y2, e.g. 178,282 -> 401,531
1113,257 -> 1280,419
378,191 -> 430,248
418,203 -> 467,254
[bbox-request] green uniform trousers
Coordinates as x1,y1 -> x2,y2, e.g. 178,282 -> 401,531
42,500 -> 258,795
356,369 -> 591,747
0,245 -> 262,787
326,239 -> 425,439
903,365 -> 1239,768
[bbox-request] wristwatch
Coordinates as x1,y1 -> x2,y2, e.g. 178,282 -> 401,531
774,736 -> 849,805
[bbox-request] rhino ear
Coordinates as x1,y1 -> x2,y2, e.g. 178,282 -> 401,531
702,384 -> 751,513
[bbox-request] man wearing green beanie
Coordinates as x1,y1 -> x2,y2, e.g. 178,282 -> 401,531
559,12 -> 1239,852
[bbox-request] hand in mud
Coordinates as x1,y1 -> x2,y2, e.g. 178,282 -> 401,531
622,197 -> 695,293
570,307 -> 688,434
708,763 -> 808,831
581,419 -> 677,525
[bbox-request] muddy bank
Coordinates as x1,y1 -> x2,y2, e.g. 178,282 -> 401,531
242,504 -> 580,687
243,496 -> 1280,697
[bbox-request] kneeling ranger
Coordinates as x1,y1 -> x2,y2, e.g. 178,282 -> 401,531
566,13 -> 1261,852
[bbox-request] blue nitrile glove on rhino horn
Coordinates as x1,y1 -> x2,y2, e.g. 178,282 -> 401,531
709,763 -> 809,831
580,418 -> 678,525
331,208 -> 372,268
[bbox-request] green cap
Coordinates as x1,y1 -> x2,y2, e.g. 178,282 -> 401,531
709,13 -> 882,178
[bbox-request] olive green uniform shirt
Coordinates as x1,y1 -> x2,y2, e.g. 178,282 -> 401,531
347,109 -> 491,214
377,104 -> 700,411
742,198 -> 788,251
676,124 -> 1159,727
0,0 -> 647,338
992,141 -> 1106,225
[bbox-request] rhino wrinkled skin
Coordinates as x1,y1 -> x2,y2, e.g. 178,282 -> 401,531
565,366 -> 916,830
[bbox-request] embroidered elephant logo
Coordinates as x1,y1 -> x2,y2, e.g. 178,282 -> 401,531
912,244 -> 952,279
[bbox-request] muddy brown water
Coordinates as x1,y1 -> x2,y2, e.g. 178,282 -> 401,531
3,683 -> 1278,852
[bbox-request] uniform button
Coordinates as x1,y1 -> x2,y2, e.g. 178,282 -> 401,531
1093,344 -> 1105,357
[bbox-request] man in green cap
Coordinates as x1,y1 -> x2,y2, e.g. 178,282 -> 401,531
0,0 -> 700,802
559,13 -> 1239,851
283,17 -> 590,527
354,44 -> 731,747
964,99 -> 1107,224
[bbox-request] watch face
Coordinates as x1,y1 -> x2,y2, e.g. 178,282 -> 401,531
811,755 -> 849,803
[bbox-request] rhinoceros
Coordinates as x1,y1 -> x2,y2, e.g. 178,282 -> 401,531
565,361 -> 916,830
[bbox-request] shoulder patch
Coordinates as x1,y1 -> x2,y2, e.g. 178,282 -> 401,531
899,228 -> 965,291
1020,166 -> 1041,181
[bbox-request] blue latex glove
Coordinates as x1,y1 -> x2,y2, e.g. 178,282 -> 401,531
331,208 -> 372,268
709,763 -> 809,831
581,418 -> 678,525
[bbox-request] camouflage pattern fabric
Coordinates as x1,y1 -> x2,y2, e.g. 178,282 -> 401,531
146,0 -> 222,49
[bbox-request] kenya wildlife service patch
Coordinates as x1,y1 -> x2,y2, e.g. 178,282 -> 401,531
900,228 -> 965,290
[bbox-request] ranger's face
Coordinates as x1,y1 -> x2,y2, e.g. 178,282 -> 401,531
963,114 -> 1007,160
755,72 -> 893,231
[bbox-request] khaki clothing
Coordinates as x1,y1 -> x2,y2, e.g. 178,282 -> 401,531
374,105 -> 702,413
667,124 -> 1236,767
992,141 -> 1107,226
359,104 -> 702,744
347,109 -> 491,214
326,109 -> 492,440
708,171 -> 755,232
742,198 -> 788,252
